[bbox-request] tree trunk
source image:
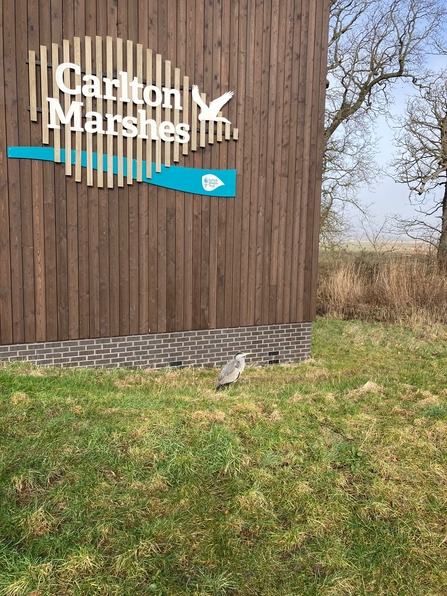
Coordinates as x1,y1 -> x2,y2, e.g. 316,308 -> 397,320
437,174 -> 447,268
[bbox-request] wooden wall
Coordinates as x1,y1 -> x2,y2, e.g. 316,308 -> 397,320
0,0 -> 329,345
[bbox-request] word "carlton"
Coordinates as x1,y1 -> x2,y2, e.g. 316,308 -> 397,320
47,62 -> 191,143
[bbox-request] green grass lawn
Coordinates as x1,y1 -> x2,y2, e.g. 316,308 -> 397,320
1,319 -> 447,596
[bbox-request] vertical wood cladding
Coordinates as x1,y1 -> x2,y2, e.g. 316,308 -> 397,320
0,0 -> 329,345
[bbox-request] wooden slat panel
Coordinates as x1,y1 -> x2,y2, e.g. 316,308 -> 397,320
157,187 -> 167,332
164,60 -> 172,168
216,0 -> 230,328
95,36 -> 104,187
42,160 -> 58,340
85,36 -> 94,186
148,187 -> 158,333
260,0 -> 279,325
138,3 -> 149,334
31,0 -> 51,342
174,188 -> 185,331
52,43 -> 61,162
290,0 -> 308,321
32,149 -> 46,343
283,0 -> 300,322
191,0 -> 204,330
191,87 -> 198,151
74,37 -> 82,182
224,0 -> 239,327
238,0 -> 255,326
108,186 -> 119,336
253,0 -> 271,325
16,0 -> 35,342
50,1 -> 67,341
67,184 -> 80,339
63,39 -> 72,176
231,0 -> 247,327
208,118 -> 214,145
208,1 -> 223,328
147,4 -> 158,335
297,0 -> 316,322
136,43 -> 143,181
106,36 -> 114,188
199,92 -> 206,148
173,68 -> 181,162
269,0 -> 286,323
217,114 -> 223,142
129,184 -> 139,335
200,0 -> 213,329
182,0 -> 194,329
85,0 -> 99,339
307,0 -> 329,321
246,0 -> 263,325
78,182 -> 90,338
37,5 -> 55,341
224,121 -> 231,140
182,75 -> 189,156
119,183 -> 130,337
155,53 -> 162,173
28,50 -> 37,121
166,201 -> 176,332
116,37 -> 124,187
27,0 -> 45,343
126,39 -> 134,184
166,2 -> 178,332
145,48 -> 153,179
0,0 -> 13,343
128,52 -> 139,337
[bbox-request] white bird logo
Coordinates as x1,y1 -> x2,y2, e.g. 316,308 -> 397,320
192,85 -> 234,123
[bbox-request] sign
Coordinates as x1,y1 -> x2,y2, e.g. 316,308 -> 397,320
8,36 -> 238,197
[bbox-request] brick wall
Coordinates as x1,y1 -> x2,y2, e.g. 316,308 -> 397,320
0,323 -> 312,368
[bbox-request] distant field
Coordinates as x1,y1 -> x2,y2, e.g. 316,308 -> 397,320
1,318 -> 447,595
335,239 -> 431,252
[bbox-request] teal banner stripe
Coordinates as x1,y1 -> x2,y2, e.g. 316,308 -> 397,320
7,146 -> 236,198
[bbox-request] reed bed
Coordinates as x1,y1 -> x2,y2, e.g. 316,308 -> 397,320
317,250 -> 447,325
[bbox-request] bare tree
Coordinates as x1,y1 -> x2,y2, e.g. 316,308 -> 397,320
322,0 -> 446,245
392,70 -> 447,262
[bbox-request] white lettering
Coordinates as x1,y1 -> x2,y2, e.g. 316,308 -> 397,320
138,110 -> 159,140
162,87 -> 182,110
105,113 -> 122,136
82,74 -> 102,98
55,62 -> 81,95
175,122 -> 190,144
103,77 -> 119,101
44,53 -> 211,173
84,111 -> 105,134
129,77 -> 144,104
159,121 -> 175,142
119,71 -> 129,102
122,116 -> 138,138
142,85 -> 163,107
47,97 -> 84,131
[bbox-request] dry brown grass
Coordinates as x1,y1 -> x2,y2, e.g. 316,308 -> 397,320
317,250 -> 447,324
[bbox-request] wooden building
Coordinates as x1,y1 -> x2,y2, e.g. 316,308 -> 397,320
0,0 -> 329,368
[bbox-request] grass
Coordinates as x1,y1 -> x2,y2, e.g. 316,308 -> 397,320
1,318 -> 447,595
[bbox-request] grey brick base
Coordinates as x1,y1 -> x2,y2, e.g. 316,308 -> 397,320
0,323 -> 312,368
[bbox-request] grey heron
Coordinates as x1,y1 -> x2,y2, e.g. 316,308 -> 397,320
215,352 -> 251,390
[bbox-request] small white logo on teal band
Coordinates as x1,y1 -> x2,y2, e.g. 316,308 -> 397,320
7,146 -> 236,198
